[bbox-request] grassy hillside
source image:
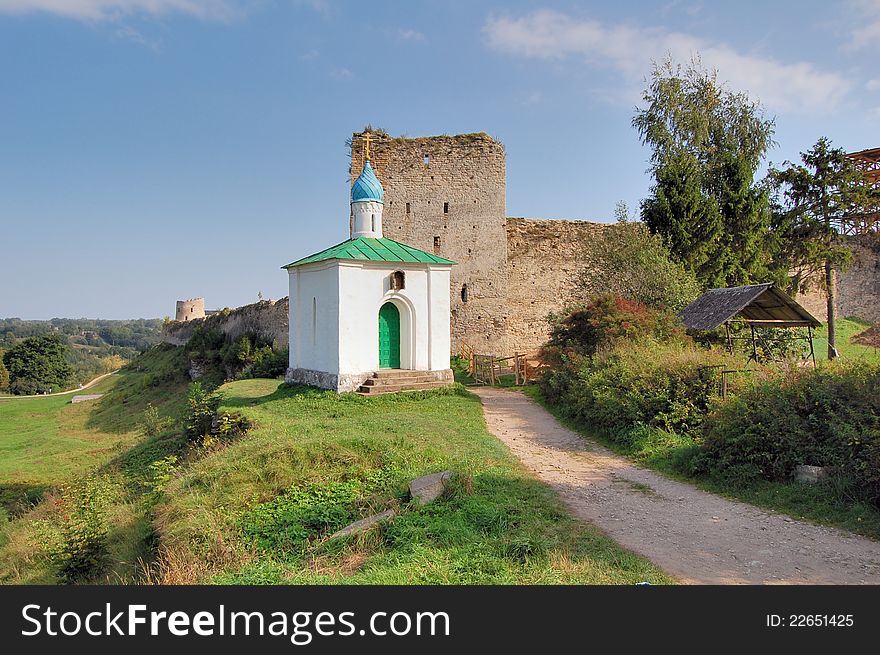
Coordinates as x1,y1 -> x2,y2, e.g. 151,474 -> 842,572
0,347 -> 671,585
153,380 -> 670,584
0,345 -> 191,582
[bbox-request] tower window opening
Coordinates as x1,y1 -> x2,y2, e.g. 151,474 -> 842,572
391,271 -> 405,291
433,236 -> 441,253
406,202 -> 411,214
461,285 -> 469,303
423,154 -> 430,165
443,202 -> 449,214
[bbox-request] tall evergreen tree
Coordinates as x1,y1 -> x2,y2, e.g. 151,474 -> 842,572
634,58 -> 777,288
769,137 -> 876,359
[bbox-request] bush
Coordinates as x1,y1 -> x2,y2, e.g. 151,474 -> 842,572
185,382 -> 222,441
546,294 -> 685,358
43,476 -> 113,583
700,362 -> 880,503
142,403 -> 174,437
540,343 -> 739,438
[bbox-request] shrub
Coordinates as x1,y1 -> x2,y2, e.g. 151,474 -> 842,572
700,362 -> 880,503
546,294 -> 685,358
43,476 -> 113,583
540,343 -> 740,438
142,403 -> 174,438
185,382 -> 222,441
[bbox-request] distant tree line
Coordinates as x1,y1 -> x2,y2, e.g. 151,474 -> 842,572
0,318 -> 163,395
0,317 -> 164,353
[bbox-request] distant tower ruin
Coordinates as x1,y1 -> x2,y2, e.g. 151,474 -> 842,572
175,297 -> 205,322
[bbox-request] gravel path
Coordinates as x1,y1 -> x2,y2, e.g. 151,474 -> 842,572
473,386 -> 880,584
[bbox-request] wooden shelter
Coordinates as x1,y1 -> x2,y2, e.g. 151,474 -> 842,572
679,283 -> 821,365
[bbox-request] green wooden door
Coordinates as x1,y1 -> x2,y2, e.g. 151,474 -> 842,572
378,302 -> 401,369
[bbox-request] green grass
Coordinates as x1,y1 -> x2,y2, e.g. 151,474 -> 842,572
1,346 -> 671,585
813,317 -> 880,363
155,379 -> 672,584
0,345 -> 191,583
522,385 -> 880,541
0,375 -> 124,488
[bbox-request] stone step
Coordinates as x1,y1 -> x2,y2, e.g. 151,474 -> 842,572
362,374 -> 440,386
372,369 -> 436,380
357,380 -> 451,395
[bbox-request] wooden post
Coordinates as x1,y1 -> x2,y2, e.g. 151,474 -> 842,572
808,325 -> 816,368
725,321 -> 733,354
749,324 -> 758,363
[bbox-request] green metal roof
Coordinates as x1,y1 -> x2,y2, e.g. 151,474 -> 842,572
282,236 -> 456,268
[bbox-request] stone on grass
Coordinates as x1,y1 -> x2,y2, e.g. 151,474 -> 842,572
71,394 -> 103,404
794,465 -> 827,484
410,471 -> 453,505
330,509 -> 396,539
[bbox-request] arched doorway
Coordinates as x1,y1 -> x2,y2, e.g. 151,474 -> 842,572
378,302 -> 401,368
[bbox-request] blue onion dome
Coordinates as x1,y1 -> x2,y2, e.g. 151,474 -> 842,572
351,159 -> 384,203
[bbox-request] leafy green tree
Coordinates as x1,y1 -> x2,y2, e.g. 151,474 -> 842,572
769,137 -> 877,359
2,333 -> 72,395
578,217 -> 701,311
634,57 -> 777,288
0,352 -> 9,391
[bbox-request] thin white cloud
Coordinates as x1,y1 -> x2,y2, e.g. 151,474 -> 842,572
867,79 -> 880,91
484,10 -> 853,113
330,67 -> 352,80
847,1 -> 880,49
115,24 -> 162,50
398,28 -> 425,42
0,0 -> 239,22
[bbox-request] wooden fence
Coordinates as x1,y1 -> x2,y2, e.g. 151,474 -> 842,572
459,341 -> 543,386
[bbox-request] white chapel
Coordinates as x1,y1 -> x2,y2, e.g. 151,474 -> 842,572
282,135 -> 455,393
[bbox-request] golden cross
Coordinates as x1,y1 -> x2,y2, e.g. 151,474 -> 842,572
364,132 -> 372,161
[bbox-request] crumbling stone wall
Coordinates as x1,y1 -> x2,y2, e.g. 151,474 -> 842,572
794,235 -> 880,324
162,297 -> 289,349
351,131 -> 510,354
506,218 -> 607,352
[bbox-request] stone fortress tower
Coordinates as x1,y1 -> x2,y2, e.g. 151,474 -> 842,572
350,130 -> 605,355
175,297 -> 206,322
350,131 -> 511,354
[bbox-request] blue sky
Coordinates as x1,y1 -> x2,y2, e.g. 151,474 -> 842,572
2,0 -> 878,319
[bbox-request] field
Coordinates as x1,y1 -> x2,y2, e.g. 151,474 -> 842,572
0,347 -> 671,585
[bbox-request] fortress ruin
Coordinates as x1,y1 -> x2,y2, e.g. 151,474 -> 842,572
163,131 -> 880,354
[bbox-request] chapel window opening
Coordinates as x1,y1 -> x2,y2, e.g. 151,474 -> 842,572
391,271 -> 405,291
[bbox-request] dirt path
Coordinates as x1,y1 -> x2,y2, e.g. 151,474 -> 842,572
0,371 -> 118,400
473,387 -> 880,584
